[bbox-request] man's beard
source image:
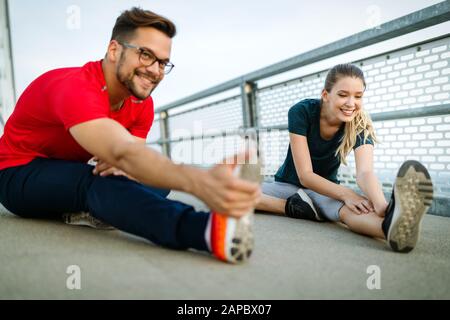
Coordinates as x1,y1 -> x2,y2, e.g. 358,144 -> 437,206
116,52 -> 160,100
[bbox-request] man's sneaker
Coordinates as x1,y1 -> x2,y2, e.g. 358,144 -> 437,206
210,163 -> 261,264
285,189 -> 324,221
62,212 -> 115,230
382,160 -> 433,253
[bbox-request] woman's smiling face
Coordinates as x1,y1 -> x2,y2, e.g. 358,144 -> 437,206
322,76 -> 365,123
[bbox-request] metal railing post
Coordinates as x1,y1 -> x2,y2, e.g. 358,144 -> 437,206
240,81 -> 258,128
159,111 -> 171,158
240,81 -> 260,159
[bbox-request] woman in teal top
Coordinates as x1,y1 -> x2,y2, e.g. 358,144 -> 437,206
256,64 -> 433,253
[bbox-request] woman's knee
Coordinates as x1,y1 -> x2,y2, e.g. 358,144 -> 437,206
338,204 -> 353,222
339,205 -> 381,222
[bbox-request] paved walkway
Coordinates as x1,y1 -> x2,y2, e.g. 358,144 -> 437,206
1,191 -> 449,299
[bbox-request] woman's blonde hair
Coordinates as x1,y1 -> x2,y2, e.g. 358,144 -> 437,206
322,64 -> 378,165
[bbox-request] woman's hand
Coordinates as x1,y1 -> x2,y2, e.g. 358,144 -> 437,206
374,201 -> 389,218
343,190 -> 375,215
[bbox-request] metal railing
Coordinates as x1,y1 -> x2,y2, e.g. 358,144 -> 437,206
149,2 -> 450,216
0,0 -> 16,126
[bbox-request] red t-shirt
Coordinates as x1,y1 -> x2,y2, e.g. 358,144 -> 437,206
0,60 -> 154,170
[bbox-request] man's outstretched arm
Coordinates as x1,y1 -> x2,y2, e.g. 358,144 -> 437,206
89,136 -> 146,180
69,118 -> 260,217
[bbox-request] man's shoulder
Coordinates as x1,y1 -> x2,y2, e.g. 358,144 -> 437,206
35,66 -> 81,84
39,61 -> 109,114
35,60 -> 103,89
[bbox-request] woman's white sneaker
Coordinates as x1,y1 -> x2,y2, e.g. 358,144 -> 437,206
382,160 -> 433,253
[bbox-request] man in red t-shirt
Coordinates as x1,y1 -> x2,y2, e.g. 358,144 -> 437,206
0,8 -> 260,264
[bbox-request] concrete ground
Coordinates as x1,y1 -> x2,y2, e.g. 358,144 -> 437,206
1,191 -> 449,300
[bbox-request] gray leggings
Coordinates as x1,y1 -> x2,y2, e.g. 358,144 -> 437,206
261,181 -> 344,222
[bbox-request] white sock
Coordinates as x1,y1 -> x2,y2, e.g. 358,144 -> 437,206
204,213 -> 212,252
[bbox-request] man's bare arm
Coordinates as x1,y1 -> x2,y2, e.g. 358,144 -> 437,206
69,118 -> 260,216
91,136 -> 146,179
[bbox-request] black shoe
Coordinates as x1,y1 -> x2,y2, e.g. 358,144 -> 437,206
382,160 -> 433,253
285,189 -> 324,221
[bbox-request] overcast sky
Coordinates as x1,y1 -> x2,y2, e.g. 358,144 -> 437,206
8,0 -> 447,107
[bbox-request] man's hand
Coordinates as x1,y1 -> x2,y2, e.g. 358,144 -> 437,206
191,155 -> 261,218
91,157 -> 138,182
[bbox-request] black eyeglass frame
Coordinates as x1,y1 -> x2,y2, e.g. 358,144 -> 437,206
119,41 -> 175,75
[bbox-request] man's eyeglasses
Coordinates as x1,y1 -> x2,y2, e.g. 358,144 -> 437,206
119,41 -> 175,75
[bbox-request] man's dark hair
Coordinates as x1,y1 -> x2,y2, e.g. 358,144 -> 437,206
111,7 -> 176,42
